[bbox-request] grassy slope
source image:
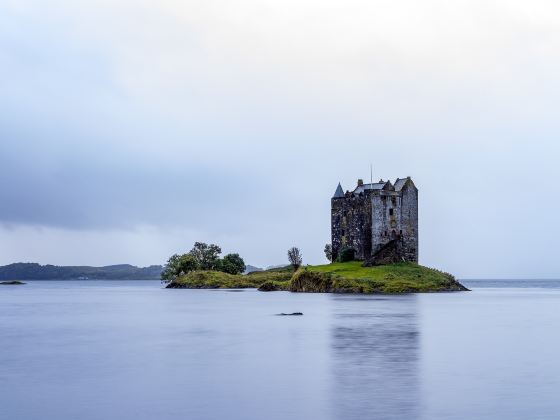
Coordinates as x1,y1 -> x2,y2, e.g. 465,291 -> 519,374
168,267 -> 293,290
167,262 -> 467,293
292,262 -> 467,293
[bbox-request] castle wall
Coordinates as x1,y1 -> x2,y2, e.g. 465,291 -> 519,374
399,184 -> 419,262
331,198 -> 344,260
371,193 -> 401,255
331,194 -> 372,261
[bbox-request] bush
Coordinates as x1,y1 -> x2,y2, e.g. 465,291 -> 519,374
161,254 -> 200,281
219,253 -> 246,275
189,242 -> 222,270
337,247 -> 355,262
162,242 -> 248,280
324,244 -> 333,262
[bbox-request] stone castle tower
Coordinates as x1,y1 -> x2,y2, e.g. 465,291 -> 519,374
331,177 -> 418,264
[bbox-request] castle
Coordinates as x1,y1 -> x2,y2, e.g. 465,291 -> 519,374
331,177 -> 418,264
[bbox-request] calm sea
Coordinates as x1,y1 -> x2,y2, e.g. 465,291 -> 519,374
2,279 -> 560,420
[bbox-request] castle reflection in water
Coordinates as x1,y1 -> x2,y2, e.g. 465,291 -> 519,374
329,294 -> 419,420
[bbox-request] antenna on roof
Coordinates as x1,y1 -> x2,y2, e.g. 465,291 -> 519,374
370,163 -> 373,185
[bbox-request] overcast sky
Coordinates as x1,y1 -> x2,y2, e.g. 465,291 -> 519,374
1,0 -> 559,278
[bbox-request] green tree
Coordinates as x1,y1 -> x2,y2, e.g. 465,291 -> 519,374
189,242 -> 222,270
324,244 -> 333,262
161,253 -> 199,281
219,253 -> 246,275
287,247 -> 303,271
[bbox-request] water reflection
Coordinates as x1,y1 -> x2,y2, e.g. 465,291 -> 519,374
330,295 -> 419,420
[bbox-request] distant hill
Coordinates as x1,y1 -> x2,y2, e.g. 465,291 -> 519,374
0,263 -> 163,280
244,265 -> 263,274
265,264 -> 291,271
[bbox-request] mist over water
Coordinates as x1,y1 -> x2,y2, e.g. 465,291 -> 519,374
1,281 -> 560,420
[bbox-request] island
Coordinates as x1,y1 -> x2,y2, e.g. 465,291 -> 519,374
165,175 -> 469,294
166,262 -> 468,293
0,280 -> 26,285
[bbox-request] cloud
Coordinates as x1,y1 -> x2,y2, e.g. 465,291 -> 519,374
1,0 -> 560,276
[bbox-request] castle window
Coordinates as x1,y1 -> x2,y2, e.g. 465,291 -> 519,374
389,208 -> 394,216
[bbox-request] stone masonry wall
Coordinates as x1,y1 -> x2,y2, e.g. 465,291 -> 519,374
331,193 -> 372,261
371,192 -> 403,256
399,183 -> 418,262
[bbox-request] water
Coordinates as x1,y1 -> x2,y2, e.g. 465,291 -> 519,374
2,280 -> 560,420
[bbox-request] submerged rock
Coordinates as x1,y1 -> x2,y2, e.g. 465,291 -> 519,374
277,312 -> 303,316
258,281 -> 279,291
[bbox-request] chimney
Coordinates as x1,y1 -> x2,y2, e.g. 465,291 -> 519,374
357,179 -> 364,186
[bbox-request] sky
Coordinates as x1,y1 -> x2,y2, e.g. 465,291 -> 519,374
1,0 -> 559,278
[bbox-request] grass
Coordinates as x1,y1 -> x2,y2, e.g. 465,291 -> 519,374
167,266 -> 293,290
246,266 -> 293,282
291,262 -> 467,293
167,262 -> 468,294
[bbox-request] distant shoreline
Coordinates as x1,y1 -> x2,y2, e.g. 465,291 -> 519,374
0,263 -> 163,281
9,278 -> 161,281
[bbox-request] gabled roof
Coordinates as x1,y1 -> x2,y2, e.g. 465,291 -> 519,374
394,177 -> 416,191
394,178 -> 407,191
383,180 -> 395,191
336,177 -> 416,197
354,182 -> 387,194
333,183 -> 345,198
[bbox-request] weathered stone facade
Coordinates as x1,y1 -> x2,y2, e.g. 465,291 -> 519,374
331,177 -> 418,263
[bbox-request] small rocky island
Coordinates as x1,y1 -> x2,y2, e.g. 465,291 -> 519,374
166,262 -> 467,293
0,280 -> 26,285
165,176 -> 468,294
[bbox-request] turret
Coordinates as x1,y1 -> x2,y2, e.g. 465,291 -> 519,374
332,183 -> 344,199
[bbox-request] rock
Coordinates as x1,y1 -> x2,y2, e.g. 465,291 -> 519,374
0,280 -> 26,285
277,312 -> 303,316
258,281 -> 279,291
290,270 -> 334,293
